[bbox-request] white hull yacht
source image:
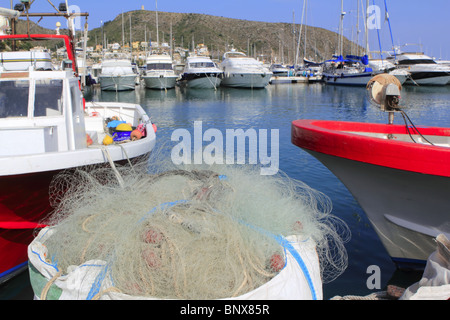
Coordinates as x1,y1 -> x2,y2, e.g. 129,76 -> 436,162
388,52 -> 450,86
179,55 -> 223,89
142,53 -> 178,90
98,52 -> 137,91
369,59 -> 409,85
220,50 -> 272,89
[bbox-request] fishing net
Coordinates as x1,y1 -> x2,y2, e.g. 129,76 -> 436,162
38,155 -> 350,299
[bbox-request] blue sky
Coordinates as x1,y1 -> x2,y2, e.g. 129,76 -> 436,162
5,0 -> 450,59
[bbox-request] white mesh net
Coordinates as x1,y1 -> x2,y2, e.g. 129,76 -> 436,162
39,156 -> 350,299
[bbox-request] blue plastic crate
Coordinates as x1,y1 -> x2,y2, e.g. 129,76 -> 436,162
112,130 -> 131,142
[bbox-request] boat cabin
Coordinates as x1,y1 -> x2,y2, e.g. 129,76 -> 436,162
145,53 -> 174,71
388,53 -> 438,65
0,57 -> 86,156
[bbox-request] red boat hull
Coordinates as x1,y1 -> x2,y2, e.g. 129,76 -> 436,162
292,120 -> 450,177
0,171 -> 53,283
0,155 -> 150,284
291,120 -> 450,268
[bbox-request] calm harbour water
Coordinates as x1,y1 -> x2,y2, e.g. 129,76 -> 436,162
3,82 -> 449,300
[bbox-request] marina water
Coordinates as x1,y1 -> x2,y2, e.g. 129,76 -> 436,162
3,82 -> 449,300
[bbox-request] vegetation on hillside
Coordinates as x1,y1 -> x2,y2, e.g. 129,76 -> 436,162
10,10 -> 362,64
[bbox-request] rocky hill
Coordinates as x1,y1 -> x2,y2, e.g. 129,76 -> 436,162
13,9 -> 362,64
88,10 -> 361,64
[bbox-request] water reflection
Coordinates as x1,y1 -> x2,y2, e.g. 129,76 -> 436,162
4,82 -> 447,300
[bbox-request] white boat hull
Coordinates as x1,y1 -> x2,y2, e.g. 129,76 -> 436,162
221,73 -> 271,88
405,74 -> 450,86
323,72 -> 374,86
392,74 -> 408,85
142,75 -> 177,90
306,149 -> 449,269
184,75 -> 222,89
98,75 -> 136,91
270,76 -> 309,84
0,102 -> 156,176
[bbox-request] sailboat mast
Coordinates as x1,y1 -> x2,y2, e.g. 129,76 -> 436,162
292,10 -> 295,65
170,22 -> 173,58
338,0 -> 345,57
129,13 -> 132,57
155,0 -> 159,46
304,0 -> 308,59
365,0 -> 369,55
356,0 -> 360,55
295,0 -> 306,66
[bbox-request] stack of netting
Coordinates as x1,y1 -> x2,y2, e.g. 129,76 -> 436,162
29,159 -> 350,300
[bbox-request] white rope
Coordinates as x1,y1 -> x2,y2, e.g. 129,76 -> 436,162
101,146 -> 125,188
205,73 -> 217,91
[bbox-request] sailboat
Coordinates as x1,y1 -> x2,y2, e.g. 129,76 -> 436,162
365,0 -> 410,85
322,0 -> 377,86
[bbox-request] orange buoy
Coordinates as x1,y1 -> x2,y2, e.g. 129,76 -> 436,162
86,133 -> 93,146
130,129 -> 143,141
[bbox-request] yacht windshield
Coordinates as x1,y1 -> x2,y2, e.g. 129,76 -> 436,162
190,62 -> 215,68
147,63 -> 173,70
397,59 -> 436,65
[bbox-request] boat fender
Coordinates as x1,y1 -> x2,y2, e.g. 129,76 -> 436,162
152,123 -> 157,133
102,135 -> 114,145
130,129 -> 142,141
136,123 -> 148,136
116,123 -> 133,132
107,120 -> 125,128
86,134 -> 93,146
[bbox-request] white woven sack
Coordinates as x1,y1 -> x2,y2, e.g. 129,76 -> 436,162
29,228 -> 322,300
